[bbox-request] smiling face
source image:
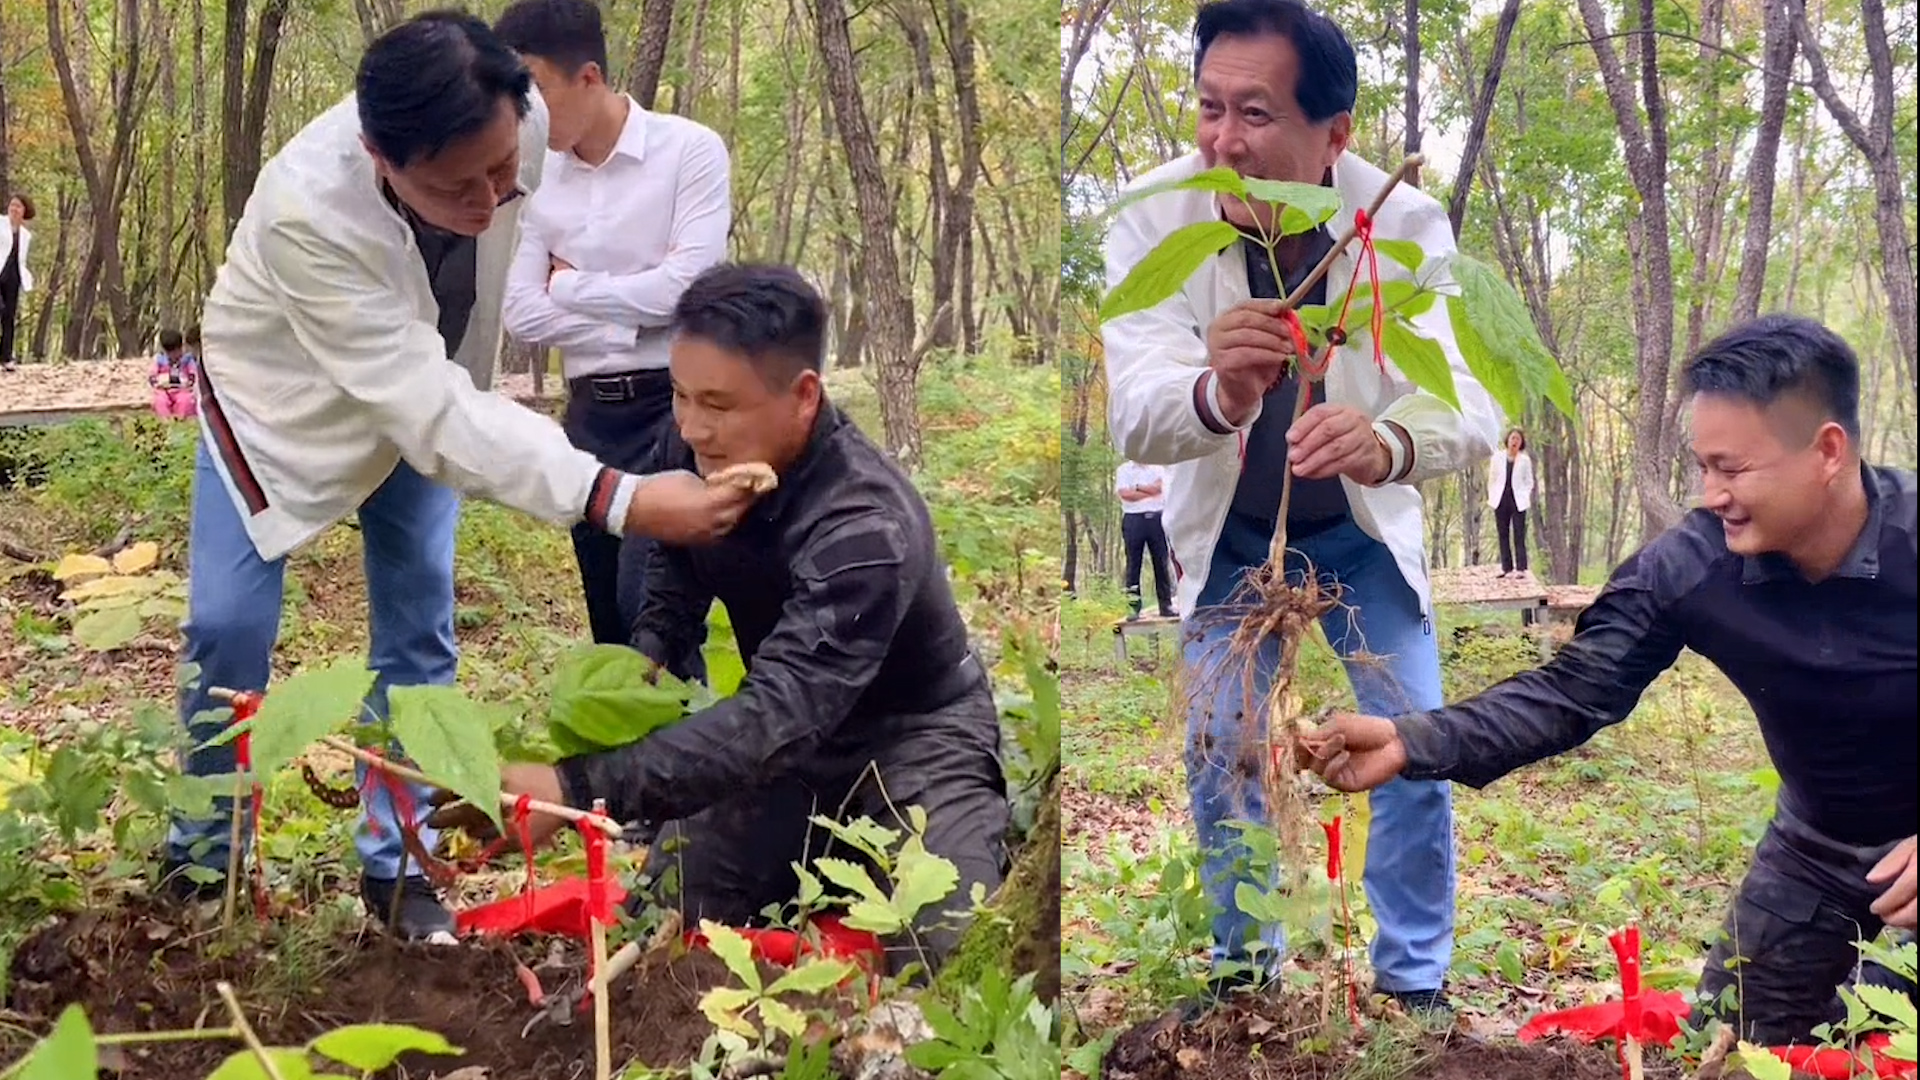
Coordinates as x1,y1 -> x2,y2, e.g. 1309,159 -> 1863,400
670,336 -> 822,478
365,97 -> 522,236
1195,33 -> 1350,231
1690,392 -> 1852,557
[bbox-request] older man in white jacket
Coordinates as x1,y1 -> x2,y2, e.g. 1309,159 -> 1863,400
1103,0 -> 1500,1013
167,11 -> 757,939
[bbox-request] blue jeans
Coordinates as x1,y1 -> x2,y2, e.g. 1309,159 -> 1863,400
167,440 -> 460,881
1186,513 -> 1454,992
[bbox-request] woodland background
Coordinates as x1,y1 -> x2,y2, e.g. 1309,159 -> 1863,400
1062,0 -> 1917,588
0,0 -> 1059,467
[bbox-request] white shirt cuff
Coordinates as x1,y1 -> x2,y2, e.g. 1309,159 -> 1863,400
1200,371 -> 1260,433
601,472 -> 646,538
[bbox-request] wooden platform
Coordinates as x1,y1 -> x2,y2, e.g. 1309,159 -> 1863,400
1431,564 -> 1599,658
0,359 -> 560,428
1112,613 -> 1182,664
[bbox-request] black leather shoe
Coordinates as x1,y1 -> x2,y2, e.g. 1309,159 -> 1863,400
1384,987 -> 1453,1020
359,874 -> 456,941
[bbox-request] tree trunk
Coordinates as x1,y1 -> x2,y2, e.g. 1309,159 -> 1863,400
48,0 -> 149,355
1401,0 -> 1421,181
943,0 -> 983,355
30,186 -> 79,359
936,773 -> 1060,1005
1731,0 -> 1795,321
815,0 -> 920,465
627,0 -> 678,112
1790,0 -> 1916,390
221,0 -> 293,240
673,0 -> 714,116
1445,0 -> 1521,237
1576,0 -> 1681,541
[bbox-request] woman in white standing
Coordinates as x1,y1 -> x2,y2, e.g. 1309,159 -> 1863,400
1486,427 -> 1534,577
0,193 -> 35,371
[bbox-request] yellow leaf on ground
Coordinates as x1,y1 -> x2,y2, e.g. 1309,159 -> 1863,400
51,554 -> 112,581
111,542 -> 160,575
59,576 -> 149,603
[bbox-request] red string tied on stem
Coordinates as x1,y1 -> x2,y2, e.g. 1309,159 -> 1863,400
228,692 -> 268,921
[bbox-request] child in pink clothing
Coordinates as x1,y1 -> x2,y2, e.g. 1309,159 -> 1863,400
149,327 -> 198,420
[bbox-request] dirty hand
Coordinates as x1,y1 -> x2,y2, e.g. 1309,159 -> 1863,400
425,763 -> 571,850
1205,300 -> 1297,427
622,469 -> 759,544
1287,404 -> 1391,484
1293,712 -> 1408,792
1867,835 -> 1917,930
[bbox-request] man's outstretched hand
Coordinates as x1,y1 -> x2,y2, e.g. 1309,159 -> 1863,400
623,469 -> 760,545
1867,835 -> 1917,931
1294,712 -> 1410,792
426,763 -> 571,850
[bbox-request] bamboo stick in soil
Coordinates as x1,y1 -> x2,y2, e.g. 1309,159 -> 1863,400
589,798 -> 613,1080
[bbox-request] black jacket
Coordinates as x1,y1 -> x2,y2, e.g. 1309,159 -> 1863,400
1397,463 -> 1917,846
558,403 -> 985,828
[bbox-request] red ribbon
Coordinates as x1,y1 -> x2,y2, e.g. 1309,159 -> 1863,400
579,815 -> 613,926
513,794 -> 536,922
1329,208 -> 1387,374
229,692 -> 268,921
1321,814 -> 1361,1026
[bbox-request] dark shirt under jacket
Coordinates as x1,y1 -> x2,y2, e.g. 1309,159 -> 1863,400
1397,464 -> 1918,846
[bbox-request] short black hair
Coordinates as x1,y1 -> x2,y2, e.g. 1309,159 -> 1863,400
1681,314 -> 1861,443
494,0 -> 609,77
6,193 -> 33,221
159,328 -> 185,351
1192,0 -> 1358,123
672,264 -> 827,383
357,10 -> 532,169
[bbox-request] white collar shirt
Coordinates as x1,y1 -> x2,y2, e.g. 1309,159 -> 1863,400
504,96 -> 732,380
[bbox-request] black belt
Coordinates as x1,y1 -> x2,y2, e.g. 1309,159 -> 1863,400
568,367 -> 671,405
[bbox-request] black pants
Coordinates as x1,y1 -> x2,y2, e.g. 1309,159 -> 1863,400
1122,511 -> 1174,615
633,682 -> 1010,976
1693,803 -> 1917,1044
0,266 -> 20,364
1495,493 -> 1528,573
561,370 -> 694,666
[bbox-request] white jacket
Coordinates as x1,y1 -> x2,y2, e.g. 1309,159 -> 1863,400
1487,450 -> 1535,512
0,225 -> 32,292
198,90 -> 622,562
1103,151 -> 1501,617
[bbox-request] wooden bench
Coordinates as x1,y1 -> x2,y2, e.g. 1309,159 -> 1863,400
1430,565 -> 1599,661
0,359 -> 560,428
1112,613 -> 1182,664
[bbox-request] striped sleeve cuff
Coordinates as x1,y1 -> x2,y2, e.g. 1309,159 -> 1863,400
583,467 -> 645,537
1194,370 -> 1259,435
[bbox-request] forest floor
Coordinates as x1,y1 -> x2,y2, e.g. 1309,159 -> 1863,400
1056,581 -> 1896,1080
0,357 -> 1062,1079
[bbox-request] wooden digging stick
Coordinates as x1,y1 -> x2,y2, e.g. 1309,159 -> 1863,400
205,686 -> 622,838
1264,151 -> 1425,568
589,798 -> 612,1080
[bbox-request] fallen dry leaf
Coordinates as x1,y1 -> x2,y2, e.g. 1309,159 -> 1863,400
1175,1047 -> 1206,1070
111,541 -> 160,575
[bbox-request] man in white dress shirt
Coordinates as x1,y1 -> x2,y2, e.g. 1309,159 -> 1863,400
166,11 -> 757,940
496,0 -> 733,655
1116,459 -> 1176,619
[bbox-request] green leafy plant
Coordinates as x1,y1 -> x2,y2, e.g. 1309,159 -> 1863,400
0,999 -> 457,1080
546,643 -> 699,756
905,967 -> 1059,1080
696,920 -> 860,1044
1098,163 -> 1574,424
801,808 -> 963,947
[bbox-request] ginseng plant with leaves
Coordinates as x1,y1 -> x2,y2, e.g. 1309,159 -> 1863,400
1098,153 -> 1575,970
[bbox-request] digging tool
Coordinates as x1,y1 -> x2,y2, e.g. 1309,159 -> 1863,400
520,935 -> 647,1039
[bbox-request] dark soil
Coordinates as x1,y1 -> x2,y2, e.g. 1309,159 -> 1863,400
1102,996 -> 1693,1080
5,902 -> 804,1079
